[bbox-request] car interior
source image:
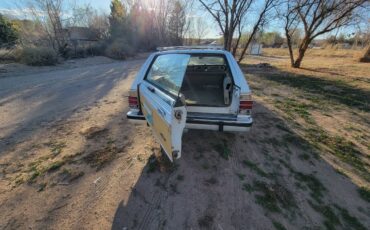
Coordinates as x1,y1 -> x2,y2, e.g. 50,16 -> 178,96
180,55 -> 233,107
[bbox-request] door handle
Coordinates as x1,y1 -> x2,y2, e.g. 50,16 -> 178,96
147,86 -> 155,93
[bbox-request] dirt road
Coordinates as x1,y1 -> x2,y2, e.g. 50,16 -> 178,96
0,56 -> 369,230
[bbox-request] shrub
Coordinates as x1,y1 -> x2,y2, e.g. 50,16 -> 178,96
105,39 -> 135,60
0,14 -> 19,46
0,47 -> 21,61
20,47 -> 58,66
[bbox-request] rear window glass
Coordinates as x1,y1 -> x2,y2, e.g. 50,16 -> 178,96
146,54 -> 190,96
188,56 -> 225,65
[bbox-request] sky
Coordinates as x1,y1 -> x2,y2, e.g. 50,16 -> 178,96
0,0 -> 272,38
0,0 -> 366,39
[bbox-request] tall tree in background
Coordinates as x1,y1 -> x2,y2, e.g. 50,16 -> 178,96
194,17 -> 209,44
198,0 -> 278,62
0,14 -> 19,47
198,0 -> 253,51
237,0 -> 276,62
27,0 -> 67,53
283,0 -> 368,68
109,0 -> 128,39
168,1 -> 186,45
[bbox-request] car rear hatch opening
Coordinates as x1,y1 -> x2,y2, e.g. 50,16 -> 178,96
180,54 -> 235,108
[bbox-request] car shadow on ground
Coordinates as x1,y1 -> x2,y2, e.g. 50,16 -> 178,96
111,102 -> 370,230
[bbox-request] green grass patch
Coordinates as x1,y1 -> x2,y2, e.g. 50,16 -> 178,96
272,221 -> 287,230
294,172 -> 326,202
236,173 -> 246,181
309,201 -> 341,230
242,159 -> 269,178
274,98 -> 315,124
28,170 -> 41,183
253,180 -> 295,213
46,161 -> 64,172
242,183 -> 254,193
298,153 -> 311,161
47,141 -> 66,155
305,129 -> 369,181
213,140 -> 231,160
37,182 -> 47,192
357,187 -> 370,202
255,71 -> 370,112
335,205 -> 367,230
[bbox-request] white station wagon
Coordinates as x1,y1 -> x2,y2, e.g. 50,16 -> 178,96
127,47 -> 253,161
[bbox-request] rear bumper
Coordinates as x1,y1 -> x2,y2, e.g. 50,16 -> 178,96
127,110 -> 252,132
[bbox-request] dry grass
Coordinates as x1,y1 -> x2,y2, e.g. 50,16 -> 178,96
262,47 -> 365,59
242,48 -> 370,188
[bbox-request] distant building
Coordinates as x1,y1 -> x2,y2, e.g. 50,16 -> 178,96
248,43 -> 262,55
65,27 -> 99,42
64,27 -> 100,57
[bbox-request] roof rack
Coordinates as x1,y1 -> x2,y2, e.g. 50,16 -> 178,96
157,45 -> 224,51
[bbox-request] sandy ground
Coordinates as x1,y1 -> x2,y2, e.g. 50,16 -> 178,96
0,56 -> 369,230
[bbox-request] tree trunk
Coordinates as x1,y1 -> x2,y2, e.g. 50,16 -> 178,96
292,38 -> 310,68
237,35 -> 253,63
285,29 -> 295,67
223,31 -> 229,50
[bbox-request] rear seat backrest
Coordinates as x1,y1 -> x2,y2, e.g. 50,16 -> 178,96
182,71 -> 226,90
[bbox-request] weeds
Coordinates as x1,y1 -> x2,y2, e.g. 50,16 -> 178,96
204,177 -> 218,186
305,129 -> 369,181
335,205 -> 367,230
198,215 -> 214,228
298,153 -> 310,161
83,145 -> 122,170
242,183 -> 254,193
176,175 -> 184,181
309,201 -> 341,230
253,180 -> 295,213
272,221 -> 287,230
37,183 -> 47,192
357,187 -> 370,202
242,159 -> 269,178
236,173 -> 246,181
275,98 -> 315,124
47,141 -> 66,156
47,161 -> 64,172
294,172 -> 326,202
28,170 -> 41,183
213,139 -> 231,160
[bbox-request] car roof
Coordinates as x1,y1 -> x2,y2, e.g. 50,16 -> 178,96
155,49 -> 230,55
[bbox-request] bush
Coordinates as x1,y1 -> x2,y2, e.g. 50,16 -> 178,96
105,39 -> 135,60
0,14 -> 19,46
20,47 -> 58,66
0,47 -> 22,61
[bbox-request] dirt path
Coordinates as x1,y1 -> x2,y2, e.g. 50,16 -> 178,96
0,56 -> 369,230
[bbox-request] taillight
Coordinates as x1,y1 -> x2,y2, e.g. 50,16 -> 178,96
239,94 -> 253,115
128,96 -> 138,109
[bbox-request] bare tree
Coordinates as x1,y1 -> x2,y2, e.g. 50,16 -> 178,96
283,0 -> 368,68
198,0 -> 253,51
27,0 -> 67,54
194,17 -> 209,44
237,0 -> 276,62
27,0 -> 67,53
198,0 -> 278,62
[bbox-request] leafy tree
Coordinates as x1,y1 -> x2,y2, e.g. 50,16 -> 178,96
0,14 -> 19,47
109,0 -> 128,39
261,32 -> 284,46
